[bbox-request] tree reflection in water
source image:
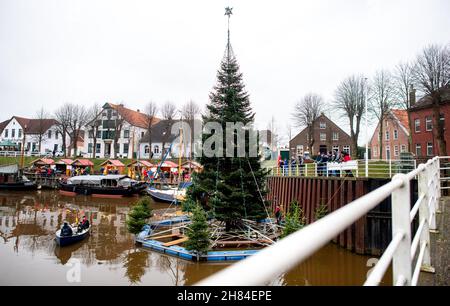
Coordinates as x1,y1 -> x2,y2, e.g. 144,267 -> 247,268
123,248 -> 150,284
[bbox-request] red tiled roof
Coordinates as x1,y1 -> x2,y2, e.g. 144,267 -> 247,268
390,109 -> 410,132
57,159 -> 74,165
127,160 -> 154,167
31,158 -> 55,166
107,103 -> 160,129
100,159 -> 125,167
72,159 -> 94,166
0,119 -> 10,134
11,116 -> 59,134
181,161 -> 202,169
159,161 -> 178,168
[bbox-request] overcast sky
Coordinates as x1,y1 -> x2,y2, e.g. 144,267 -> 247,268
1,0 -> 449,145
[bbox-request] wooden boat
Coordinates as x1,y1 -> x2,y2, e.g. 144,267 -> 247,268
55,225 -> 90,246
0,164 -> 37,191
59,175 -> 146,197
146,182 -> 192,204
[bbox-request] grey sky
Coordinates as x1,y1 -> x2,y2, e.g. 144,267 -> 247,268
1,0 -> 449,145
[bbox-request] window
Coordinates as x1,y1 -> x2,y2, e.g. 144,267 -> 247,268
426,116 -> 432,131
123,143 -> 129,154
141,132 -> 145,138
440,113 -> 445,129
12,129 -> 15,138
332,132 -> 339,141
386,145 -> 391,159
373,146 -> 378,157
96,143 -> 101,153
427,142 -> 433,156
154,145 -> 160,154
123,130 -> 130,138
394,130 -> 398,140
107,109 -> 112,118
343,145 -> 350,155
394,145 -> 399,157
144,145 -> 150,154
88,143 -> 93,153
18,129 -> 22,138
48,130 -> 52,139
415,144 -> 421,157
296,145 -> 303,155
88,130 -> 94,138
55,131 -> 58,139
385,131 -> 390,140
415,119 -> 420,132
96,131 -> 101,139
401,144 -> 406,153
319,122 -> 326,129
320,133 -> 326,141
4,129 -> 8,138
332,145 -> 339,152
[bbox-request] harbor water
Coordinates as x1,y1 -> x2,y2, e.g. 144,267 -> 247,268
0,190 -> 391,285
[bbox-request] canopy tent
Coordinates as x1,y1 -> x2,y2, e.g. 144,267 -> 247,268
71,159 -> 94,167
0,140 -> 19,150
126,160 -> 153,168
100,159 -> 125,174
181,161 -> 202,171
126,160 -> 154,181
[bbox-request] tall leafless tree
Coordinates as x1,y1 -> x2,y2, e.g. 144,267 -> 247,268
412,44 -> 450,156
111,104 -> 125,159
67,104 -> 89,157
292,93 -> 324,153
33,106 -> 49,154
332,75 -> 367,158
144,101 -> 159,159
393,61 -> 415,151
54,104 -> 72,157
86,103 -> 102,158
181,100 -> 200,159
369,70 -> 397,159
161,101 -> 177,156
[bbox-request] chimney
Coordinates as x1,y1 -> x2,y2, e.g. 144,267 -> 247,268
409,84 -> 416,107
137,109 -> 140,113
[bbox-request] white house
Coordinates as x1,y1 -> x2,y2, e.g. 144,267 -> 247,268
139,120 -> 193,159
0,116 -> 67,156
83,103 -> 160,159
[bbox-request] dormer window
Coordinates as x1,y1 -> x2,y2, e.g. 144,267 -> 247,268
319,122 -> 326,129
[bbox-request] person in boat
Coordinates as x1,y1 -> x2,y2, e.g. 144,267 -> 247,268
60,221 -> 73,237
77,216 -> 90,233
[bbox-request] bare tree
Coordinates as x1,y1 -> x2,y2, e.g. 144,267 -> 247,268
111,104 -> 125,159
67,104 -> 89,157
54,104 -> 72,157
181,100 -> 200,159
292,93 -> 324,152
393,61 -> 415,151
161,101 -> 177,156
369,70 -> 397,159
412,44 -> 450,156
332,75 -> 367,158
86,103 -> 102,158
33,106 -> 49,154
143,101 -> 159,159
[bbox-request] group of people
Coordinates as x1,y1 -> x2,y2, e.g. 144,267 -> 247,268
70,166 -> 91,176
60,216 -> 90,237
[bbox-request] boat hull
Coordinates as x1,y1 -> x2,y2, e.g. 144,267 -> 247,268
59,182 -> 146,197
0,182 -> 37,191
147,187 -> 181,204
56,227 -> 90,246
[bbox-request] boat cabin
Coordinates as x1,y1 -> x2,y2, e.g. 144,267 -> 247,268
66,175 -> 137,188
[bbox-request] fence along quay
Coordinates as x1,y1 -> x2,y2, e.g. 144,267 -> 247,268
197,157 -> 442,286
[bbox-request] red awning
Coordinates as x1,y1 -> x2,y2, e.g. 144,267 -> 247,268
72,159 -> 94,166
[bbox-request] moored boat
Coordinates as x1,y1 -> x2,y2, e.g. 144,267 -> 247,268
146,182 -> 192,204
0,164 -> 37,191
59,174 -> 146,197
55,225 -> 90,246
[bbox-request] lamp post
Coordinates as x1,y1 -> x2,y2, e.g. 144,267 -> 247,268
20,125 -> 27,169
364,77 -> 369,177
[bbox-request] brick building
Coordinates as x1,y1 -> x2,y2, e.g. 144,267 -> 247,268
289,113 -> 352,159
408,86 -> 450,158
369,109 -> 410,159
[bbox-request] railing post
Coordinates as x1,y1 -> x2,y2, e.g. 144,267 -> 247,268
314,163 -> 318,177
427,162 -> 438,232
418,165 -> 434,273
389,159 -> 392,178
296,164 -> 299,176
391,173 -> 412,285
305,164 -> 308,177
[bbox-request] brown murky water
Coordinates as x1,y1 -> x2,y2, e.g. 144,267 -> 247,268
0,190 -> 391,285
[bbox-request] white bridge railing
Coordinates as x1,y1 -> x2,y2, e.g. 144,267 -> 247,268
197,157 -> 442,286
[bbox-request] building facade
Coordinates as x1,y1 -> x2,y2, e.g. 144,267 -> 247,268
83,103 -> 160,159
369,109 -> 410,160
289,113 -> 352,159
408,87 -> 450,158
0,116 -> 66,155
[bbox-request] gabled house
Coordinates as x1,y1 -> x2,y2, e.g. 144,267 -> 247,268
289,113 -> 352,158
369,109 -> 410,160
139,119 -> 192,159
0,116 -> 66,155
83,102 -> 160,158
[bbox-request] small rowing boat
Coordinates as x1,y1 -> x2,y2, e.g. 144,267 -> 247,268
55,225 -> 91,246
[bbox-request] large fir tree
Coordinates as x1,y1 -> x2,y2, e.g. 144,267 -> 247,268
187,20 -> 268,231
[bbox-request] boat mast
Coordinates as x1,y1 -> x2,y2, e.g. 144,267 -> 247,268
178,126 -> 183,182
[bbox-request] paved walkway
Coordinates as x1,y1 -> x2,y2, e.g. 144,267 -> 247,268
419,197 -> 450,286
